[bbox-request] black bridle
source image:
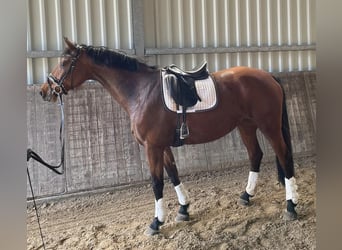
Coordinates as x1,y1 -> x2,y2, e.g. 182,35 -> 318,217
46,46 -> 82,96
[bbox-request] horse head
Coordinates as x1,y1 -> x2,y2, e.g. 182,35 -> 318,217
40,37 -> 89,102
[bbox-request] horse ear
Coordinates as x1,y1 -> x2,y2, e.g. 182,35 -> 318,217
63,37 -> 77,51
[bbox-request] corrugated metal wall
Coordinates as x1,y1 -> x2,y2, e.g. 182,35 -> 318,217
27,0 -> 316,84
144,0 -> 315,72
27,0 -> 134,84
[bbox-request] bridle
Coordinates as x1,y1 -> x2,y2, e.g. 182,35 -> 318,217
47,46 -> 82,96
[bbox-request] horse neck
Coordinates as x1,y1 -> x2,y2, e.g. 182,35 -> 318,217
88,63 -> 160,115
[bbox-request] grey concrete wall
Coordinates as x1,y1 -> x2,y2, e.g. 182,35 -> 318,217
27,71 -> 316,199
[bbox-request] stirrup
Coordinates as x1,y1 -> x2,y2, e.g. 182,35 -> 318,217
180,122 -> 189,139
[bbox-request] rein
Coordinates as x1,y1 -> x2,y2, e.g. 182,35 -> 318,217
27,94 -> 65,174
27,94 -> 65,250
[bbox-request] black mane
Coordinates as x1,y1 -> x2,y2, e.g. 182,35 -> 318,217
64,44 -> 155,71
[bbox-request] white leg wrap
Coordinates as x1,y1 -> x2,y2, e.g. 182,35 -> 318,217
175,183 -> 190,205
246,171 -> 259,196
154,198 -> 166,222
285,177 -> 299,204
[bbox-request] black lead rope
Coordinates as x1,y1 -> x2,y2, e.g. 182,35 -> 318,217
27,95 -> 66,250
27,168 -> 46,250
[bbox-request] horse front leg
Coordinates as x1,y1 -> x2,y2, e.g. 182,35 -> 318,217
144,145 -> 166,236
163,147 -> 190,222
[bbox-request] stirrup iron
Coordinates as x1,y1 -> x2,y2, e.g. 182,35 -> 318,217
180,122 -> 189,139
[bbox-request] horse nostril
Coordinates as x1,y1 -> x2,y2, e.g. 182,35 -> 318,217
39,91 -> 43,96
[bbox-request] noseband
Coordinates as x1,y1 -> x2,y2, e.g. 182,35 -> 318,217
47,46 -> 82,96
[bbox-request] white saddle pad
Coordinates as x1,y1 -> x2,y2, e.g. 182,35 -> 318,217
161,71 -> 218,113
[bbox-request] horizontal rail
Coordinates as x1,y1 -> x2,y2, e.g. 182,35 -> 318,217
27,49 -> 136,58
27,44 -> 315,58
145,44 -> 316,56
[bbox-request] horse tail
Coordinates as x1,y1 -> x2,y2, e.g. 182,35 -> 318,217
273,76 -> 294,186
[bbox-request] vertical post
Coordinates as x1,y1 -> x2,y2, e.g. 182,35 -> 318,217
132,0 -> 145,57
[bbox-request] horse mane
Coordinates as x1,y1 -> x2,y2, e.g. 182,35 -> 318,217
63,44 -> 157,71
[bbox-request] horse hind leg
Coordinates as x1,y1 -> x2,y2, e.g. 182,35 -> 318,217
273,79 -> 298,220
237,123 -> 263,206
261,125 -> 298,220
163,147 -> 190,222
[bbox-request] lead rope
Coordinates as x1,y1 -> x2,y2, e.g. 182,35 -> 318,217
27,94 -> 65,250
27,168 -> 46,250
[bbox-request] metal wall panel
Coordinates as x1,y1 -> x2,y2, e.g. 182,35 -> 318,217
27,0 -> 133,84
27,0 -> 316,84
144,0 -> 316,72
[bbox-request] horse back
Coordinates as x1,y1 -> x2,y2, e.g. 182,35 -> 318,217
202,66 -> 284,133
212,66 -> 283,115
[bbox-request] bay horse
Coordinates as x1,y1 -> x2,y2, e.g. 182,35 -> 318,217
40,37 -> 299,235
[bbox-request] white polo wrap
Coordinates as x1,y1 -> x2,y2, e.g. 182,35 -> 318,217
285,177 -> 299,204
154,198 -> 166,222
175,183 -> 190,205
246,171 -> 259,196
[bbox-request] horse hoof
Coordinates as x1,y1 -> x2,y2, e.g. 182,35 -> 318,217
283,210 -> 298,221
144,226 -> 160,236
175,212 -> 190,222
238,198 -> 250,206
238,191 -> 251,206
284,200 -> 298,220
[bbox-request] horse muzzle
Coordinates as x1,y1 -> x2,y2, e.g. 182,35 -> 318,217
40,82 -> 59,102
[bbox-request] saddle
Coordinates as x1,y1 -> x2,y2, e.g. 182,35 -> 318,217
164,62 -> 209,107
163,62 -> 210,146
166,62 -> 209,79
